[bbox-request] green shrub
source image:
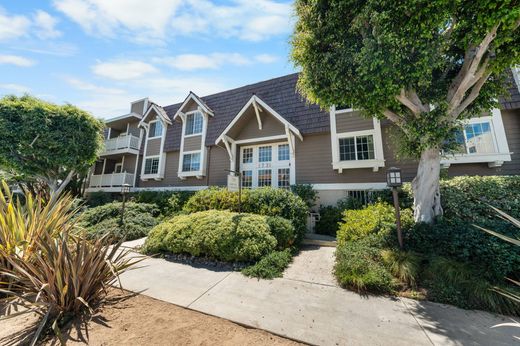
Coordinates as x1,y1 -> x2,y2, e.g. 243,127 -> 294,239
183,187 -> 308,243
424,256 -> 520,316
79,202 -> 159,241
381,250 -> 421,288
337,202 -> 414,247
131,190 -> 193,216
143,210 -> 277,262
86,191 -> 114,207
315,197 -> 364,237
334,235 -> 394,293
242,249 -> 293,279
266,216 -> 295,249
290,184 -> 317,209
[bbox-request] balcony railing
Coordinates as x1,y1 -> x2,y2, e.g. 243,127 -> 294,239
102,134 -> 140,154
89,172 -> 135,188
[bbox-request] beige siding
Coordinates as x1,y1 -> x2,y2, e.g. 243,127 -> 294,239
131,100 -> 145,115
184,135 -> 202,152
146,138 -> 161,156
184,99 -> 199,113
123,155 -> 136,173
336,111 -> 374,133
229,107 -> 285,141
208,146 -> 229,186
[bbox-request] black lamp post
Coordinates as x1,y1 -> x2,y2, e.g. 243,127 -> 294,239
386,167 -> 403,249
120,183 -> 130,227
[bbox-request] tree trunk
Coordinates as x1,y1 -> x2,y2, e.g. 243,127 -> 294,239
412,148 -> 443,223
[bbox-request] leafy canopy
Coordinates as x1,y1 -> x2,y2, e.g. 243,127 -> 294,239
292,0 -> 520,156
0,95 -> 104,182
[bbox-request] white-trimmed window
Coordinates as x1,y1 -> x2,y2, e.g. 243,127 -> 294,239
278,168 -> 290,189
114,163 -> 123,173
258,146 -> 272,162
278,144 -> 290,161
339,135 -> 375,161
242,170 -> 252,188
258,169 -> 272,187
149,121 -> 163,138
185,112 -> 203,136
144,157 -> 160,175
454,122 -> 495,154
182,152 -> 201,172
242,147 -> 253,163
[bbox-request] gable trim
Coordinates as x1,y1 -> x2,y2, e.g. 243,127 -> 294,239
215,95 -> 303,145
173,92 -> 214,120
138,103 -> 172,128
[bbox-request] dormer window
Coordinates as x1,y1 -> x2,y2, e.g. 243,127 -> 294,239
185,112 -> 203,136
149,120 -> 163,138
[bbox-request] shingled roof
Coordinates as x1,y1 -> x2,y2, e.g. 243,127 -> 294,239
499,69 -> 520,110
162,73 -> 329,152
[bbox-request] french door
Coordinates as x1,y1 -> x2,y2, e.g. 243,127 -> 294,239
240,142 -> 292,189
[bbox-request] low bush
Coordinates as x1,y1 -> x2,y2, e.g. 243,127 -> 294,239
143,210 -> 277,262
315,197 -> 363,237
131,190 -> 193,216
334,235 -> 394,293
265,216 -> 295,249
337,202 -> 414,247
380,250 -> 421,288
183,187 -> 308,243
85,191 -> 114,207
290,184 -> 317,209
242,249 -> 293,279
79,202 -> 160,241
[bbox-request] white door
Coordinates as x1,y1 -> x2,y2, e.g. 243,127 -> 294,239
239,142 -> 292,189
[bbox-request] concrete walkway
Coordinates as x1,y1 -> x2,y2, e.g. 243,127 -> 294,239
119,240 -> 519,345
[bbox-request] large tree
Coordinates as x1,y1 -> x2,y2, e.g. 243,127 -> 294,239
291,0 -> 520,222
0,95 -> 104,199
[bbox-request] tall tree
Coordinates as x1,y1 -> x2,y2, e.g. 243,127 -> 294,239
0,95 -> 104,199
291,0 -> 520,222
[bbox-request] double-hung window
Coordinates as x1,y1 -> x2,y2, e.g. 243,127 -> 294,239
144,157 -> 160,175
185,112 -> 203,136
149,121 -> 163,138
455,122 -> 495,154
339,135 -> 375,161
182,152 -> 201,172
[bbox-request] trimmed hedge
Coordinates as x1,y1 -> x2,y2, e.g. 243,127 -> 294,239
79,202 -> 160,241
143,210 -> 277,262
183,187 -> 308,243
131,190 -> 194,216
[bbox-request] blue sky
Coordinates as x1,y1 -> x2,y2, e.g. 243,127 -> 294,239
0,0 -> 296,118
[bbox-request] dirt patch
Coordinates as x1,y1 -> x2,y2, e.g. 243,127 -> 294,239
0,290 -> 301,346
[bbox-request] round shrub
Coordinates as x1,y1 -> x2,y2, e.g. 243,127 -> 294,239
131,190 -> 194,216
143,210 -> 277,262
265,216 -> 295,249
79,202 -> 159,241
183,187 -> 308,243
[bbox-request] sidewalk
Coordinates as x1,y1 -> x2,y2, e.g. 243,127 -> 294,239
119,240 -> 519,345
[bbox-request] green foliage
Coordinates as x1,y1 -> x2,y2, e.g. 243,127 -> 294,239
131,190 -> 194,216
315,197 -> 364,237
79,202 -> 160,242
143,210 -> 277,262
290,184 -> 317,209
0,95 -> 104,189
183,187 -> 308,243
242,249 -> 293,279
291,0 -> 519,157
265,216 -> 295,249
86,191 -> 115,207
337,202 -> 414,246
424,257 -> 520,316
381,250 -> 422,288
334,235 -> 394,293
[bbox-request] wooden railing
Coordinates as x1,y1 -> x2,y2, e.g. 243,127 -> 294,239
89,172 -> 134,188
102,134 -> 140,153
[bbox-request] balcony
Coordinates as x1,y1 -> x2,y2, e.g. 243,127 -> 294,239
101,134 -> 140,156
89,172 -> 135,189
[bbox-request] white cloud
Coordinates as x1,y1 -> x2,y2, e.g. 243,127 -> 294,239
0,83 -> 31,94
64,77 -> 125,95
255,54 -> 279,64
0,55 -> 36,67
0,8 -> 31,41
33,10 -> 62,39
53,0 -> 181,41
155,53 -> 250,71
92,60 -> 158,80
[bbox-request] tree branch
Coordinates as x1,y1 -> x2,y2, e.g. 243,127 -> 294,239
383,109 -> 406,128
451,70 -> 492,119
395,89 -> 421,117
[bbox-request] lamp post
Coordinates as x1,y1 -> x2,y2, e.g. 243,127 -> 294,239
386,167 -> 403,249
120,183 -> 130,227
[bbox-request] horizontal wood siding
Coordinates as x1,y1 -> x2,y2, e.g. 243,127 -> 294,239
228,107 -> 285,140
336,111 -> 373,133
208,146 -> 229,186
131,100 -> 145,114
123,155 -> 136,173
184,135 -> 202,152
146,138 -> 161,156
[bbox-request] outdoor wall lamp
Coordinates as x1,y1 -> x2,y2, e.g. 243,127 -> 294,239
386,167 -> 403,249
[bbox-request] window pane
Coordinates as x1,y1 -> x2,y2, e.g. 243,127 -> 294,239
278,144 -> 290,161
185,112 -> 203,135
463,122 -> 494,154
258,146 -> 272,162
182,154 -> 191,172
242,148 -> 253,163
149,121 -> 162,138
191,153 -> 201,171
278,168 -> 290,189
144,158 -> 159,174
356,135 -> 375,160
258,169 -> 271,187
182,153 -> 201,172
242,170 -> 252,189
339,137 -> 356,161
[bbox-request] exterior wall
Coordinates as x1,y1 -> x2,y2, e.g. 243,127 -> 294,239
207,145 -> 229,186
128,121 -> 141,137
109,128 -> 121,138
183,99 -> 199,113
228,107 -> 285,140
146,138 -> 161,156
122,155 -> 136,173
335,110 -> 373,133
131,100 -> 146,114
93,160 -> 104,174
184,135 -> 202,151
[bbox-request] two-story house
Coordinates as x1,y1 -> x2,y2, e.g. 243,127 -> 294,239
87,70 -> 520,206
